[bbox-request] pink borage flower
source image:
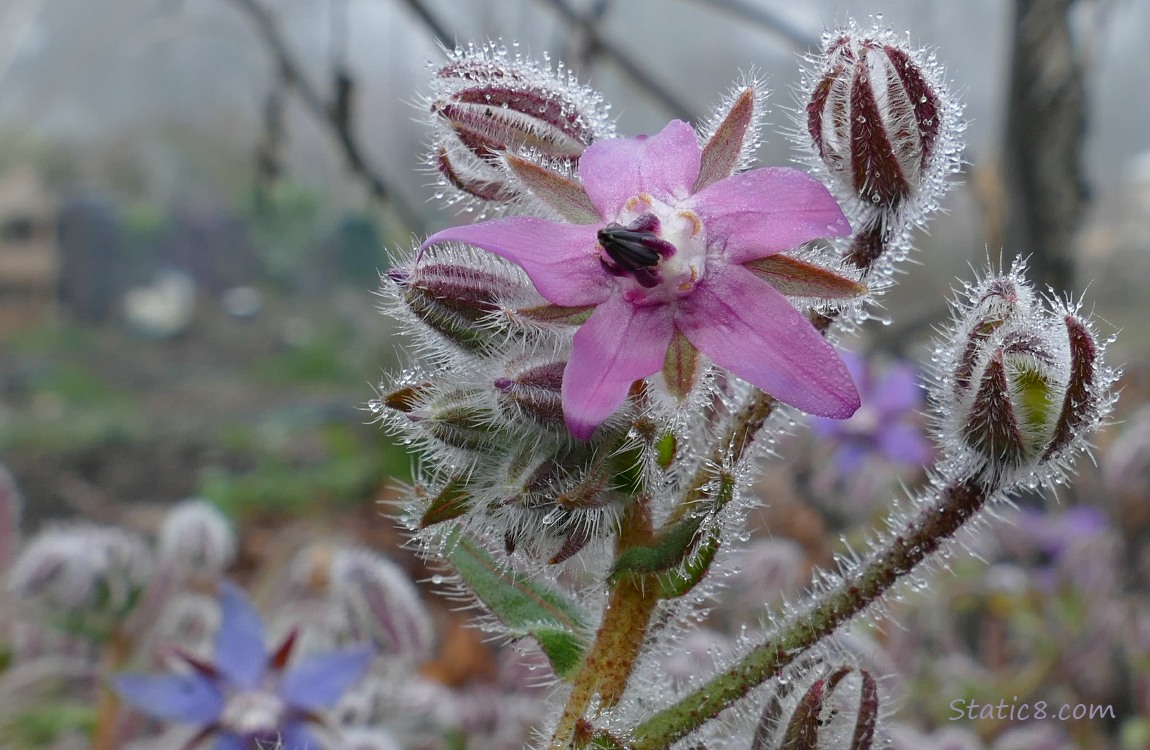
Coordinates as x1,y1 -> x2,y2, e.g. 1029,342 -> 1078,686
422,119 -> 862,440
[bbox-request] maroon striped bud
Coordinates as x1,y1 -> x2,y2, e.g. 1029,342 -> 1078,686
935,263 -> 1116,484
330,547 -> 434,660
495,361 -> 566,429
429,44 -> 614,208
387,261 -> 525,353
807,33 -> 941,212
753,666 -> 879,750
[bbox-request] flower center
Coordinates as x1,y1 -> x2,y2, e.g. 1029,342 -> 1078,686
221,689 -> 287,735
596,195 -> 706,302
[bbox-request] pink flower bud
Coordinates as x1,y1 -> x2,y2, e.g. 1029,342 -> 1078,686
428,43 -> 613,209
802,23 -> 963,269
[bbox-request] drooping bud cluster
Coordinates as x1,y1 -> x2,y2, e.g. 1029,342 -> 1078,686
427,42 -> 614,213
377,239 -> 646,567
930,260 -> 1117,485
7,524 -> 151,628
801,22 -> 963,269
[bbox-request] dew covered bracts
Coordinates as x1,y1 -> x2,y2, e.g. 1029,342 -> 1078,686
929,259 -> 1118,486
799,21 -> 964,272
427,41 -> 615,214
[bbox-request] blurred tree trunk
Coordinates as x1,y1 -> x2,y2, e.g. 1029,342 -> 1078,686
1003,0 -> 1089,292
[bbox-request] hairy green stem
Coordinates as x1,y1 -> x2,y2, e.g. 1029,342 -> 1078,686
628,476 -> 990,750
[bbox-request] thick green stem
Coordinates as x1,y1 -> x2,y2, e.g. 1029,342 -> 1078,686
629,476 -> 990,750
552,498 -> 659,749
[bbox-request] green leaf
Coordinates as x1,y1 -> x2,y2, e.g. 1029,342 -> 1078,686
445,527 -> 590,680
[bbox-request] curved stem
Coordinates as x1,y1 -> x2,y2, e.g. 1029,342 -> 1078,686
629,476 -> 992,750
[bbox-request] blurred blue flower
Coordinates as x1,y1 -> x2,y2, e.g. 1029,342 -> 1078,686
810,352 -> 933,475
114,580 -> 373,749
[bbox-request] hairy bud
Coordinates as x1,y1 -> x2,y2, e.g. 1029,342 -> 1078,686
754,665 -> 879,750
387,260 -> 523,354
932,261 -> 1117,484
8,524 -> 151,627
494,360 -> 567,430
802,23 -> 963,268
159,498 -> 236,579
331,547 -> 434,661
428,42 -> 613,210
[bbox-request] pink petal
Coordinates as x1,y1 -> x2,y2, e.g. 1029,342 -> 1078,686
563,296 -> 674,440
422,217 -> 612,306
579,120 -> 702,218
676,264 -> 860,418
690,167 -> 851,264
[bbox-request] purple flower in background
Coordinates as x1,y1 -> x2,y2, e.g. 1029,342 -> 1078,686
422,120 -> 861,439
114,580 -> 373,750
811,352 -> 932,474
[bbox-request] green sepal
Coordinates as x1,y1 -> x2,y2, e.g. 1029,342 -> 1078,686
609,442 -> 646,497
609,517 -> 701,583
444,527 -> 590,680
419,474 -> 471,528
515,303 -> 596,326
654,526 -> 720,599
655,432 -> 676,470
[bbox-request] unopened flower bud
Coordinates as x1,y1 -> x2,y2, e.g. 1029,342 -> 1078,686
8,524 -> 151,624
386,257 -> 526,353
158,498 -> 236,579
408,387 -> 505,454
934,262 -> 1116,484
804,24 -> 962,268
330,547 -> 434,661
808,30 -> 941,211
755,665 -> 879,750
494,361 -> 566,429
429,43 -> 613,208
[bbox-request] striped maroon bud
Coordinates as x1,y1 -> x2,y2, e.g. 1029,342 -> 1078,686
429,44 -> 613,207
494,361 -> 566,429
387,261 -> 524,353
807,33 -> 941,212
330,547 -> 434,661
754,666 -> 879,750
